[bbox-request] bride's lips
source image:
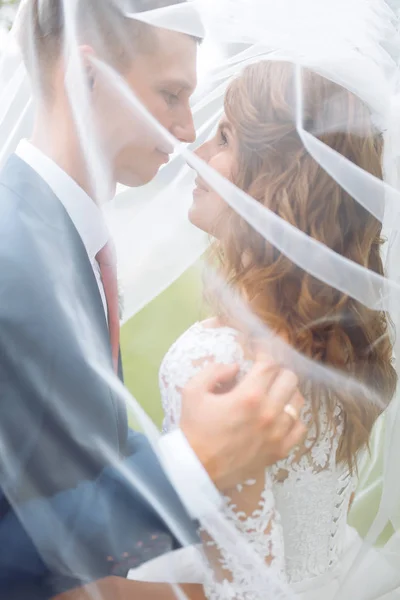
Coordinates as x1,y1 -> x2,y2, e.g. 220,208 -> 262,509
193,177 -> 209,196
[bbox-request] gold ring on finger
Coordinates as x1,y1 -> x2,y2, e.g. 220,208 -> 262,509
283,403 -> 299,422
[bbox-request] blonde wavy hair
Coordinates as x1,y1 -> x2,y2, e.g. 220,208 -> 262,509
208,61 -> 397,470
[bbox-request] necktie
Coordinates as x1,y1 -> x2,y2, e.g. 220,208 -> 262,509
96,241 -> 120,373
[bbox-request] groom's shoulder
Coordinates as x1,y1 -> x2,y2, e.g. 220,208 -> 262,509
0,157 -> 34,246
0,155 -> 26,209
0,154 -> 63,251
0,156 -> 54,280
0,153 -> 61,221
0,155 -> 40,226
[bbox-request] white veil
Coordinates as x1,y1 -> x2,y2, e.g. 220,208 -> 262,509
1,0 -> 400,599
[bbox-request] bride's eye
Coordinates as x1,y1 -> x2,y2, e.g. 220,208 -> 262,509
219,128 -> 229,146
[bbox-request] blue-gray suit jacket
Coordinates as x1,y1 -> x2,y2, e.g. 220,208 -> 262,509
0,155 -> 198,599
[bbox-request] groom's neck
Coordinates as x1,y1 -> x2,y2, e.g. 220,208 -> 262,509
31,106 -> 116,204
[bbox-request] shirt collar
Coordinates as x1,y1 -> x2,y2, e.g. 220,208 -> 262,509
15,140 -> 109,262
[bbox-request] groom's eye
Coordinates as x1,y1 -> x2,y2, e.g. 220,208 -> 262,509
161,90 -> 180,107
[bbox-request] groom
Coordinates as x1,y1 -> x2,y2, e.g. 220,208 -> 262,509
0,1 -> 305,599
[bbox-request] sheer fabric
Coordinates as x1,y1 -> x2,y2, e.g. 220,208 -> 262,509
0,1 -> 400,598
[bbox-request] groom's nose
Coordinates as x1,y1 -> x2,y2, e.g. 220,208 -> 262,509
171,105 -> 196,144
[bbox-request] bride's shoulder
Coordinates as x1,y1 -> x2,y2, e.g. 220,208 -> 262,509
159,321 -> 251,428
159,319 -> 251,387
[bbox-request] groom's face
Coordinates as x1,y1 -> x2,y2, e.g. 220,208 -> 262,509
95,28 -> 198,187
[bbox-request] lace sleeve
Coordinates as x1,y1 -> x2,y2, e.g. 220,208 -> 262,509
159,323 -> 287,599
200,471 -> 287,600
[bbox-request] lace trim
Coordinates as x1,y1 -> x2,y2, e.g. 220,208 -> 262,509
160,321 -> 356,593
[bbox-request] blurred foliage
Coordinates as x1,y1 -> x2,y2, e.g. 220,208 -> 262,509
0,0 -> 19,7
0,0 -> 19,30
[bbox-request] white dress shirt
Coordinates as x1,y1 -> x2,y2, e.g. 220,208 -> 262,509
15,140 -> 221,519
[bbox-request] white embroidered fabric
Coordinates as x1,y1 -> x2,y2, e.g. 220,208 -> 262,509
159,322 -> 357,597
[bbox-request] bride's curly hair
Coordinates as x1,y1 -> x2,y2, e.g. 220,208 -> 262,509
208,61 -> 397,470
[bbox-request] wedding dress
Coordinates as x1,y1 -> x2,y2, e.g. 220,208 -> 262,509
157,321 -> 360,599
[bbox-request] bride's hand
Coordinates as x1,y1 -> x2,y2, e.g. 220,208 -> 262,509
180,355 -> 306,491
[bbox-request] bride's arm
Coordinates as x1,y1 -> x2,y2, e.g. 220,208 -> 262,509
199,469 -> 287,599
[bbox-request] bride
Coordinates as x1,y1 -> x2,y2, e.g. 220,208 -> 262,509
158,60 -> 398,598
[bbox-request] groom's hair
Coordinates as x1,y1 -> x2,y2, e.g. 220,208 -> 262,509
18,0 -> 201,95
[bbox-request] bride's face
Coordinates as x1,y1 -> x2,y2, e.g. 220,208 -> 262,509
189,115 -> 238,236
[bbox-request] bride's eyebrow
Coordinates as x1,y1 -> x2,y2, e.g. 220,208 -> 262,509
218,120 -> 232,132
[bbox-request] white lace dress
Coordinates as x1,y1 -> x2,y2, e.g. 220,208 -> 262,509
159,322 -> 358,599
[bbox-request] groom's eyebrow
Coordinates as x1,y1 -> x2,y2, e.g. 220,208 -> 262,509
159,78 -> 196,93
